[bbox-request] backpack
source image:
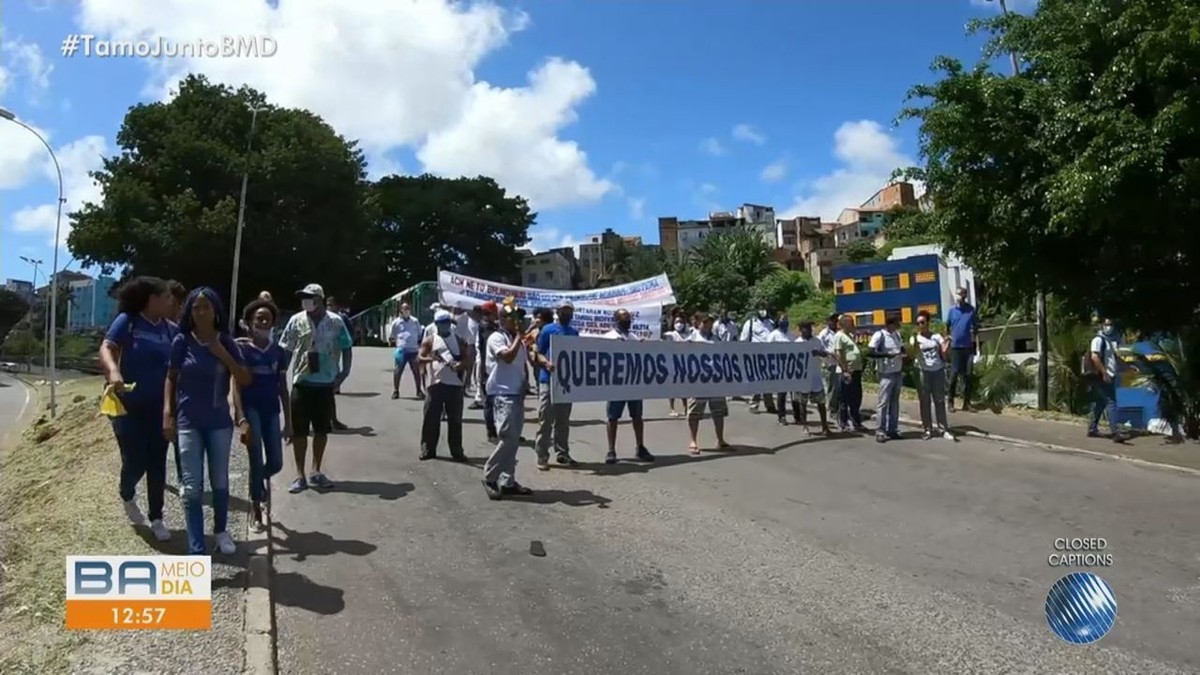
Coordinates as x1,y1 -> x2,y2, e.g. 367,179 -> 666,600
1080,337 -> 1109,377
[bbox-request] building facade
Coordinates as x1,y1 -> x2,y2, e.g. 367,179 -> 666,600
859,182 -> 918,212
4,279 -> 34,302
65,276 -> 118,332
832,254 -> 950,332
520,248 -> 577,290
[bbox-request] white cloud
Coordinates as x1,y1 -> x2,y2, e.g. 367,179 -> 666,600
0,117 -> 54,189
760,158 -> 788,183
0,62 -> 9,97
781,120 -> 912,221
699,182 -> 719,195
698,137 -> 726,156
10,135 -> 109,247
525,224 -> 582,256
366,154 -> 404,181
4,40 -> 52,93
732,123 -> 765,146
76,0 -> 611,210
628,196 -> 645,221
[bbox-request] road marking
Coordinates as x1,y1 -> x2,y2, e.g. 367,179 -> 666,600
1,376 -> 36,447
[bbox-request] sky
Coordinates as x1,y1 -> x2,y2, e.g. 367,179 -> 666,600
0,0 -> 1036,288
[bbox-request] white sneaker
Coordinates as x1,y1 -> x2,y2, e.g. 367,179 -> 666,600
123,500 -> 146,525
943,430 -> 958,442
214,531 -> 237,555
149,519 -> 170,541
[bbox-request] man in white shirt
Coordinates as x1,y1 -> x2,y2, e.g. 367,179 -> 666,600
686,314 -> 732,455
388,302 -> 423,400
910,310 -> 955,441
601,308 -> 655,465
816,313 -> 841,418
483,305 -> 547,499
742,307 -> 777,413
868,315 -> 906,442
715,311 -> 739,342
791,321 -> 832,435
1085,315 -> 1128,443
766,314 -> 794,424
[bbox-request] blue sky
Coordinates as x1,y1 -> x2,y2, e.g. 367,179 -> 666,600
0,0 -> 1031,287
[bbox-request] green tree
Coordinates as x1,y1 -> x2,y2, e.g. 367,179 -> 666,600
665,228 -> 778,313
899,0 -> 1200,334
0,289 -> 31,347
843,239 -> 883,263
749,270 -> 815,314
602,239 -> 666,284
2,329 -> 41,359
68,74 -> 375,308
364,174 -> 535,299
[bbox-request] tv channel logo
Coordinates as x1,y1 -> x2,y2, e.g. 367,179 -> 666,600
1045,571 -> 1117,645
65,556 -> 212,630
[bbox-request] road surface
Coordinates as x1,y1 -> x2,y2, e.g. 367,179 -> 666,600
269,347 -> 1200,675
0,373 -> 35,444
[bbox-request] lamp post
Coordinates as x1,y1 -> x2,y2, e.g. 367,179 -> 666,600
18,256 -> 46,366
989,0 -> 1049,411
3,107 -> 65,417
229,104 -> 263,328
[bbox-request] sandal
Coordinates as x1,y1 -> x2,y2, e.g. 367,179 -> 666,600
688,443 -> 701,456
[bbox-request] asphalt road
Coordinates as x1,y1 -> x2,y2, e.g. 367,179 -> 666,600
0,373 -> 35,442
270,347 -> 1200,675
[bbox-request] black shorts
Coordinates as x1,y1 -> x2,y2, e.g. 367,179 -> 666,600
291,384 -> 335,437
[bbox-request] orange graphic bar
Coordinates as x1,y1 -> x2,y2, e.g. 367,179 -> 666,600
66,599 -> 212,630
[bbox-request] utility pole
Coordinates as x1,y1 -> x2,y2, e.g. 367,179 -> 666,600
993,0 -> 1049,410
229,104 -> 262,328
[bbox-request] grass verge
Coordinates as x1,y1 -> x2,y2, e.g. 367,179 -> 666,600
0,377 -> 143,673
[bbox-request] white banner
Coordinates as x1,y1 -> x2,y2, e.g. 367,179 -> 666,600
567,305 -> 661,341
437,270 -> 676,308
547,335 -> 825,403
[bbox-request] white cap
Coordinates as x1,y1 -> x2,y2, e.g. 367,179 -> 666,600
297,283 -> 325,299
434,309 -> 453,323
430,302 -> 442,310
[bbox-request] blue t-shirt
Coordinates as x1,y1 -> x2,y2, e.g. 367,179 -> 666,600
536,322 -> 579,384
238,340 -> 288,415
169,332 -> 244,431
947,303 -> 979,348
104,312 -> 174,415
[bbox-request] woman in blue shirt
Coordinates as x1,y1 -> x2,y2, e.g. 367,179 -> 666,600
232,298 -> 292,531
165,288 -> 251,555
99,277 -> 177,542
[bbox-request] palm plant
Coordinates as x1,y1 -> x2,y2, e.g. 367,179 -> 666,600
1130,330 -> 1200,440
1047,322 -> 1096,414
972,311 -> 1036,411
686,228 -> 782,283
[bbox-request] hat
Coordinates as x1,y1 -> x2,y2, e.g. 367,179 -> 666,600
480,300 -> 498,313
296,283 -> 325,299
558,300 -> 574,309
434,309 -> 453,323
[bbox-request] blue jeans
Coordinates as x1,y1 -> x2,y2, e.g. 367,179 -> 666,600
177,426 -> 234,554
1088,377 -> 1119,435
111,412 -> 168,521
245,407 -> 284,503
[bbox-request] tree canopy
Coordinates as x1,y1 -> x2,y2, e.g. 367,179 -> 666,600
899,0 -> 1200,334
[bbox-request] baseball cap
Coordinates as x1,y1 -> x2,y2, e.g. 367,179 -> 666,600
296,283 -> 325,299
434,309 -> 453,323
480,300 -> 498,313
558,300 -> 574,309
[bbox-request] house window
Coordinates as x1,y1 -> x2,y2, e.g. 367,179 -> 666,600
881,274 -> 901,290
1013,338 -> 1034,352
914,270 -> 936,283
884,309 -> 903,325
917,303 -> 939,318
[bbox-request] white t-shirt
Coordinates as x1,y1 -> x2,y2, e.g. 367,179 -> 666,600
741,317 -> 773,343
389,316 -> 422,351
688,331 -> 715,344
767,328 -> 791,343
603,328 -> 640,341
664,329 -> 689,342
486,330 -> 527,396
911,333 -> 946,372
423,323 -> 437,340
869,329 -> 905,375
793,336 -> 826,393
1089,335 -> 1119,378
714,319 -> 738,342
817,326 -> 838,371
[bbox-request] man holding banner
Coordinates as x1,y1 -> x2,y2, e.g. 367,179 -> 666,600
686,313 -> 732,455
602,309 -> 655,465
535,301 -> 579,469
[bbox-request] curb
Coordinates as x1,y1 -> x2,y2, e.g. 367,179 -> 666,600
243,497 -> 277,675
893,414 -> 1200,477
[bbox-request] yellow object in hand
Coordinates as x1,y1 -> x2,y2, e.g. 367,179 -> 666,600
99,382 -> 136,417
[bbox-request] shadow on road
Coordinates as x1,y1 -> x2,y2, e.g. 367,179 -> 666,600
521,488 -> 612,507
326,480 -> 415,500
274,570 -> 346,615
337,391 -> 380,398
273,523 -> 378,561
576,435 -> 841,476
332,425 -> 377,437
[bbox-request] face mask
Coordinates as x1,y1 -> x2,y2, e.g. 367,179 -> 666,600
617,319 -> 632,331
400,310 -> 411,319
758,309 -> 767,318
777,320 -> 788,332
436,323 -> 451,336
301,298 -> 318,312
674,322 -> 686,333
801,331 -> 812,340
559,314 -> 572,326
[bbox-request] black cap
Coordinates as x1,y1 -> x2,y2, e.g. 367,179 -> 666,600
828,312 -> 840,322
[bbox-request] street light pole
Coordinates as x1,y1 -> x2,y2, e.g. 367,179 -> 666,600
19,256 -> 45,365
229,105 -> 262,328
991,0 -> 1049,411
3,107 -> 65,417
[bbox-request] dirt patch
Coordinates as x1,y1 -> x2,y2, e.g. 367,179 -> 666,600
0,377 -> 137,673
